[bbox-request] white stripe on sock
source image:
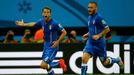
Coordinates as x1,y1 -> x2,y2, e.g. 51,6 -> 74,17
48,69 -> 53,73
82,63 -> 87,66
47,64 -> 50,69
107,57 -> 112,64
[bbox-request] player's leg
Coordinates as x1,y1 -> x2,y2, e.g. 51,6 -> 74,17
58,59 -> 67,72
81,41 -> 92,75
97,42 -> 124,69
47,59 -> 67,72
40,61 -> 54,75
40,48 -> 57,75
81,52 -> 91,75
47,48 -> 67,72
41,48 -> 67,74
104,57 -> 124,69
40,60 -> 67,75
95,42 -> 124,69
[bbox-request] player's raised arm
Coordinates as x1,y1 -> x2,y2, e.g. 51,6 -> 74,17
15,19 -> 36,27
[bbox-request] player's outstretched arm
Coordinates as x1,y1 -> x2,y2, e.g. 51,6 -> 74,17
15,19 -> 36,27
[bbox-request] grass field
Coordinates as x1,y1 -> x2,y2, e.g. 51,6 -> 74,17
2,74 -> 134,75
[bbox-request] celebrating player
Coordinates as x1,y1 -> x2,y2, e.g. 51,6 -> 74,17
16,6 -> 67,75
81,2 -> 124,75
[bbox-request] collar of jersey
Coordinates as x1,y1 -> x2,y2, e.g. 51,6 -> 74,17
44,18 -> 53,26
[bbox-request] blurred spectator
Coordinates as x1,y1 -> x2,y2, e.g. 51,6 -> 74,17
70,30 -> 77,38
34,28 -> 44,43
62,30 -> 80,43
3,30 -> 18,44
111,31 -> 117,36
21,29 -> 34,43
0,33 -> 4,43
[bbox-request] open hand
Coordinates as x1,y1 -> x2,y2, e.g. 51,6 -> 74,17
15,19 -> 24,26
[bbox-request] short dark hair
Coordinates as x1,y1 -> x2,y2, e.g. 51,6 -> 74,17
89,1 -> 98,7
42,6 -> 51,13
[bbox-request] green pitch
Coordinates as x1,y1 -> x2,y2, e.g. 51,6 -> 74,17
2,74 -> 134,75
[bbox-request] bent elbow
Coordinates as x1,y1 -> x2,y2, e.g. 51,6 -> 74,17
106,27 -> 110,33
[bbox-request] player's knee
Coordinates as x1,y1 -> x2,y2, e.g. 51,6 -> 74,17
82,56 -> 89,63
103,61 -> 108,65
40,64 -> 47,69
103,58 -> 110,65
40,61 -> 48,69
82,57 -> 86,63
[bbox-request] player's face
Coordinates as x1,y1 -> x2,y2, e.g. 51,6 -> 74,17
42,9 -> 51,21
88,3 -> 97,15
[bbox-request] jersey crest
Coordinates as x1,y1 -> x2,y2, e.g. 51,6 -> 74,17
49,25 -> 52,30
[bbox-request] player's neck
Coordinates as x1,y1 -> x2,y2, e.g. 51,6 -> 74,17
45,18 -> 51,24
91,12 -> 97,16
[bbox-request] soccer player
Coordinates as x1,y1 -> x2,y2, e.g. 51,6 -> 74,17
81,2 -> 124,75
16,6 -> 67,75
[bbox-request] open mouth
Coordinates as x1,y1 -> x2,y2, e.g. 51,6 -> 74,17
89,11 -> 91,13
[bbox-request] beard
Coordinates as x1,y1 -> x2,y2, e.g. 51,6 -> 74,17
89,10 -> 96,15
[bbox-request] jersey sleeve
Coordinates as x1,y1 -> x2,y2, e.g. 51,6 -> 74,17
56,23 -> 64,33
100,18 -> 109,28
35,19 -> 42,27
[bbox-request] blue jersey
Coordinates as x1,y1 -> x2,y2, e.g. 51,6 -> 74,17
83,13 -> 108,60
35,18 -> 64,50
88,13 -> 108,42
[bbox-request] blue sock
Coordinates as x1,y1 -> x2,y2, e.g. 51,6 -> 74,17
108,57 -> 120,64
50,62 -> 59,68
47,68 -> 55,75
47,62 -> 59,75
81,63 -> 87,75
